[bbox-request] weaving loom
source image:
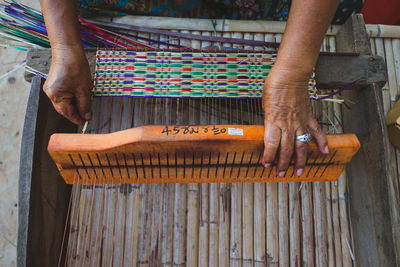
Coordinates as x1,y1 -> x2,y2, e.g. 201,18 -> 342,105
19,15 -> 399,267
48,49 -> 359,184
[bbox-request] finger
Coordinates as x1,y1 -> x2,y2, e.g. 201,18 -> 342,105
53,98 -> 86,125
308,119 -> 329,154
294,128 -> 308,177
75,86 -> 93,121
277,130 -> 294,176
262,125 -> 281,168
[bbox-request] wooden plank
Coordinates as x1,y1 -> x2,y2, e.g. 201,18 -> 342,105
337,14 -> 400,267
26,49 -> 386,90
18,77 -> 76,267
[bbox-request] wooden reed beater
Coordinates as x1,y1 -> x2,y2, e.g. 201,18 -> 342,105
48,125 -> 360,184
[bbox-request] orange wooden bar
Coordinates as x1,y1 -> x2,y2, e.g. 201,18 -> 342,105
48,125 -> 360,184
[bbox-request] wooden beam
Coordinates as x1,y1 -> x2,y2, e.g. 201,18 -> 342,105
25,49 -> 386,90
17,77 -> 77,267
336,14 -> 400,267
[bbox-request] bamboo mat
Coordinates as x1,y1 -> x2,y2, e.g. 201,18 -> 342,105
62,32 -> 355,266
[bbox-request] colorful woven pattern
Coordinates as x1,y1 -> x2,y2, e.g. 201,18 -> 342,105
94,50 -> 317,98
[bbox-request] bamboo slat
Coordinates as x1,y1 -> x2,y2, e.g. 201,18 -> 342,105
278,183 -> 289,267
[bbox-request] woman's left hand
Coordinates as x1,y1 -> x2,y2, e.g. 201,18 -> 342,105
262,66 -> 329,177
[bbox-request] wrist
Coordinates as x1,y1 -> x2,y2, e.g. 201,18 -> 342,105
51,42 -> 85,64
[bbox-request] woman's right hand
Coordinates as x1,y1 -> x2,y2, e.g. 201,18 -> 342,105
43,45 -> 93,125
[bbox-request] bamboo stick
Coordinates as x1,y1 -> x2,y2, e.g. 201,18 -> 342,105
219,184 -> 231,266
370,37 -> 376,55
242,183 -> 254,267
289,183 -> 301,266
230,183 -> 243,266
325,182 -> 335,267
254,33 -> 264,51
72,187 -> 89,265
222,32 -> 232,48
101,186 -> 117,266
313,182 -> 328,266
242,31 -> 254,267
264,32 -> 279,267
180,30 -> 192,48
300,182 -> 315,267
329,36 -> 336,53
201,31 -> 211,48
384,39 -> 398,107
185,32 -> 200,267
87,187 -> 105,266
331,102 -> 344,267
149,184 -> 163,265
366,24 -> 400,38
191,31 -> 201,50
338,171 -> 354,266
243,32 -> 253,50
391,39 -> 400,195
173,183 -> 187,266
232,32 -> 244,49
185,183 -> 199,266
254,181 -> 266,266
375,38 -> 391,114
266,182 -> 279,266
112,185 -> 127,267
324,101 -> 335,267
278,182 -> 289,267
161,184 -> 175,266
209,183 -> 220,266
199,184 -> 209,266
138,185 -> 154,266
124,185 -> 141,266
218,32 -> 231,267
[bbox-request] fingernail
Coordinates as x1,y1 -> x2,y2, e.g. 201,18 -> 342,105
84,111 -> 92,121
278,171 -> 285,177
296,168 -> 303,177
324,145 -> 329,154
264,163 -> 271,168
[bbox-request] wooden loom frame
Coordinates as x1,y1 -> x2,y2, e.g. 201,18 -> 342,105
17,14 -> 399,267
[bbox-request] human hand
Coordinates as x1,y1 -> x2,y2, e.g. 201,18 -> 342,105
43,46 -> 93,125
262,66 -> 329,177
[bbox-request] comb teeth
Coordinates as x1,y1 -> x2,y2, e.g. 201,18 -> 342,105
48,125 -> 360,184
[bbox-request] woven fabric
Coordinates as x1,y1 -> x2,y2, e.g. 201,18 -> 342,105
93,50 -> 317,98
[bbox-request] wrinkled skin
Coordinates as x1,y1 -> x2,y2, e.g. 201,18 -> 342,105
43,47 -> 93,125
262,66 -> 328,177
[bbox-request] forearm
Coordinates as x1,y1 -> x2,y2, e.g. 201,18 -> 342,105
40,0 -> 84,62
274,0 -> 340,78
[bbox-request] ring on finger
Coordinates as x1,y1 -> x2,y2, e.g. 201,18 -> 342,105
296,132 -> 312,143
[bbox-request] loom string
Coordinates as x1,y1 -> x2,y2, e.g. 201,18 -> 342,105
86,19 -> 280,48
79,17 -> 134,49
313,80 -> 358,100
64,170 -> 81,266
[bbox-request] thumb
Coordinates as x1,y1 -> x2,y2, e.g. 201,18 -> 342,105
75,87 -> 93,121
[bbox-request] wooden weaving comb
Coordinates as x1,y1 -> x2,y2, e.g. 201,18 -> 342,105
48,125 -> 360,184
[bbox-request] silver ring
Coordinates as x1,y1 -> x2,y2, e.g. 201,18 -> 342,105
296,132 -> 312,143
